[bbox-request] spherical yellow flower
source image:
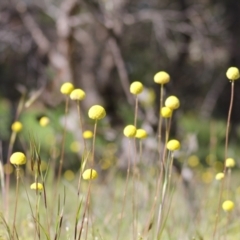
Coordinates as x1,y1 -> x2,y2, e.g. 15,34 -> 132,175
123,125 -> 137,138
226,67 -> 240,81
153,71 -> 170,84
167,139 -> 180,151
39,116 -> 50,127
165,96 -> 180,110
30,182 -> 44,191
83,130 -> 93,139
70,89 -> 86,101
161,107 -> 172,118
222,200 -> 234,212
10,152 -> 26,165
215,172 -> 224,181
88,105 -> 106,120
60,82 -> 74,95
225,158 -> 235,168
11,121 -> 23,133
135,129 -> 148,139
130,81 -> 144,95
82,169 -> 98,180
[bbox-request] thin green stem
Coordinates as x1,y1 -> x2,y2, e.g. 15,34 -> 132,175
157,84 -> 164,161
12,166 -> 20,240
213,81 -> 235,239
134,96 -> 139,127
91,121 -> 98,166
56,96 -> 69,189
116,139 -> 132,240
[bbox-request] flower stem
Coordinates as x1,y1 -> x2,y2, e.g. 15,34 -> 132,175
213,81 -> 235,239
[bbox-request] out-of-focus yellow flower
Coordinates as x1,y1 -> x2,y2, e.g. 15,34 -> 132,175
187,155 -> 199,167
222,200 -> 234,212
225,158 -> 235,168
153,71 -> 170,84
226,67 -> 240,81
135,129 -> 148,139
123,125 -> 137,138
10,152 -> 26,165
64,170 -> 75,181
167,139 -> 180,151
30,182 -> 44,191
215,172 -> 224,181
83,130 -> 93,139
70,141 -> 81,153
82,169 -> 98,180
130,81 -> 144,95
165,96 -> 180,110
11,121 -> 23,133
39,116 -> 50,127
161,107 -> 172,118
70,89 -> 86,101
88,105 -> 106,120
60,82 -> 74,95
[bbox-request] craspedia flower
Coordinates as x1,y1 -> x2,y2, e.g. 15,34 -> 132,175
167,139 -> 180,151
30,182 -> 44,191
70,88 -> 86,101
226,67 -> 240,81
82,169 -> 98,180
130,81 -> 144,95
60,82 -> 74,95
123,125 -> 137,138
225,158 -> 235,168
88,105 -> 106,120
135,129 -> 148,139
215,172 -> 224,181
222,200 -> 234,212
83,130 -> 93,139
153,71 -> 170,84
165,96 -> 180,110
10,152 -> 26,165
39,116 -> 50,127
161,107 -> 172,118
11,121 -> 23,133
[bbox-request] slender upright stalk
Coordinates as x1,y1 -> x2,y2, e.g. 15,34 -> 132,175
12,166 -> 20,240
116,139 -> 132,240
157,85 -> 164,160
56,96 -> 69,188
134,96 -> 139,127
213,81 -> 235,238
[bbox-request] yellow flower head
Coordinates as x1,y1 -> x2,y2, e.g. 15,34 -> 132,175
123,125 -> 137,138
215,172 -> 224,181
165,96 -> 180,110
60,82 -> 74,95
83,130 -> 93,139
226,67 -> 240,81
222,200 -> 234,212
82,169 -> 98,180
167,139 -> 180,151
11,121 -> 23,133
130,81 -> 144,95
161,107 -> 172,118
39,116 -> 50,127
30,182 -> 44,191
135,129 -> 148,139
70,88 -> 86,101
10,152 -> 26,165
225,158 -> 235,168
153,71 -> 170,84
88,105 -> 106,120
